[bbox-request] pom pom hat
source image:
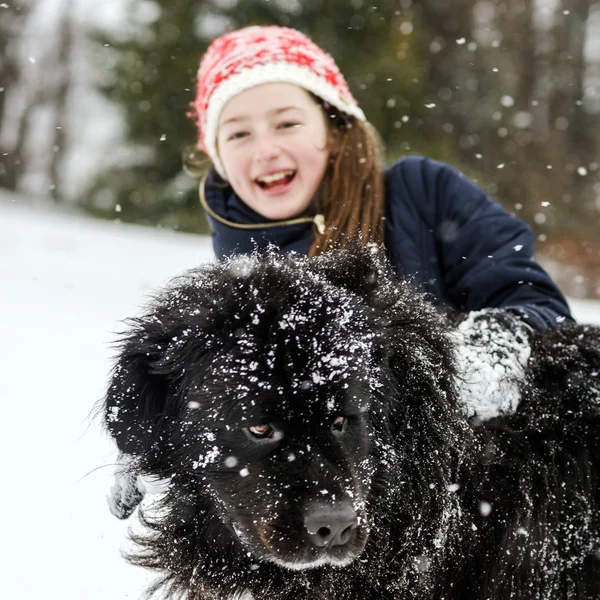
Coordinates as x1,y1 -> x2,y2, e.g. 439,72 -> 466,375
194,25 -> 366,178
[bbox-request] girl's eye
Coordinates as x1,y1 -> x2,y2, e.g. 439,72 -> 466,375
279,121 -> 301,129
227,131 -> 248,141
248,424 -> 274,439
331,416 -> 347,433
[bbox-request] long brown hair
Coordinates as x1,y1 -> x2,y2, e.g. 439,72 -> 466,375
312,100 -> 385,256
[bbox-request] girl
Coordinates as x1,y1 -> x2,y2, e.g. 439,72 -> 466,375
188,25 -> 572,331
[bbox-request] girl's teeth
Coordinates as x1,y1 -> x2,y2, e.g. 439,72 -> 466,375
258,171 -> 293,184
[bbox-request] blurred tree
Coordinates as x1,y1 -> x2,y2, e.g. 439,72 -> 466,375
49,0 -> 74,201
413,0 -> 599,241
0,0 -> 77,202
85,0 -> 209,230
0,0 -> 31,190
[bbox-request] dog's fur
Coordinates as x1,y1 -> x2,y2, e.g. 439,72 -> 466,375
104,248 -> 600,599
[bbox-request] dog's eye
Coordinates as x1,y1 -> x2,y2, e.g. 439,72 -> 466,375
248,424 -> 274,439
331,416 -> 347,434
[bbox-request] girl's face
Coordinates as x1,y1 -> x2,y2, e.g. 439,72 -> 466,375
217,83 -> 330,221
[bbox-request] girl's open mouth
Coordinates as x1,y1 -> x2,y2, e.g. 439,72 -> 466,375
255,170 -> 297,190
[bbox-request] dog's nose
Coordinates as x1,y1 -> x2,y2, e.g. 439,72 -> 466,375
304,502 -> 358,548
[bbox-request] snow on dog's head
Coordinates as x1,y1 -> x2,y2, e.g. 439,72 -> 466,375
104,247 -> 475,595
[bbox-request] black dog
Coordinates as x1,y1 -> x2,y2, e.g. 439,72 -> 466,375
104,248 -> 600,599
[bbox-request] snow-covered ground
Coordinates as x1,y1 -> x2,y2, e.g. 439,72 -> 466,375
1,197 -> 598,599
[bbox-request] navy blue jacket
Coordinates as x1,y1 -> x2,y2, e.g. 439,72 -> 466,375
201,156 -> 573,330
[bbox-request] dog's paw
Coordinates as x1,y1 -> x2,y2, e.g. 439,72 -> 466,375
107,470 -> 144,519
107,455 -> 145,519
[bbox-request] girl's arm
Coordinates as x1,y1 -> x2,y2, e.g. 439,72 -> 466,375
403,157 -> 573,330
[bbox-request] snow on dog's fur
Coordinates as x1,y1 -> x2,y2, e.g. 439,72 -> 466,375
103,248 -> 600,600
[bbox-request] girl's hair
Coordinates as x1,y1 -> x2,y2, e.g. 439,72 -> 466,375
312,100 -> 385,257
184,96 -> 386,257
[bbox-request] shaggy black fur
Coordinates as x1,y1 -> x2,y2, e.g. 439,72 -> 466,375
103,248 -> 600,599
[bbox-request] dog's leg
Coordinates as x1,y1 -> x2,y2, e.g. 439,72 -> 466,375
107,454 -> 144,519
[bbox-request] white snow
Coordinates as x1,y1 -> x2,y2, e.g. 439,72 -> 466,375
0,195 -> 598,598
0,197 -> 211,598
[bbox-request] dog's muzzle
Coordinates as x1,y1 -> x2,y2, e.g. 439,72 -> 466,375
304,500 -> 359,549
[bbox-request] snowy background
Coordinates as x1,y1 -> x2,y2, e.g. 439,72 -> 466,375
1,195 -> 598,599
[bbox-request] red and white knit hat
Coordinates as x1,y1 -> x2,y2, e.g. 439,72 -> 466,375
193,25 -> 365,178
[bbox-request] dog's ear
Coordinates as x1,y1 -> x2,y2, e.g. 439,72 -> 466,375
308,245 -> 385,302
104,317 -> 188,456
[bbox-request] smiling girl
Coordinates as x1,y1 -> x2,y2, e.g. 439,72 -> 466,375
188,25 -> 572,331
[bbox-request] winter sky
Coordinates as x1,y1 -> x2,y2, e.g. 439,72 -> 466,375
1,195 -> 598,599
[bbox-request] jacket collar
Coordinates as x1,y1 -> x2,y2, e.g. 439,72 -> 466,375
200,170 -> 325,260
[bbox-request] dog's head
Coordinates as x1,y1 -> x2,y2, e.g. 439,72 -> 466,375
105,248 -> 459,571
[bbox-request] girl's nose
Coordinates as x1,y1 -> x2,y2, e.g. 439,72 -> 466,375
254,134 -> 282,162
